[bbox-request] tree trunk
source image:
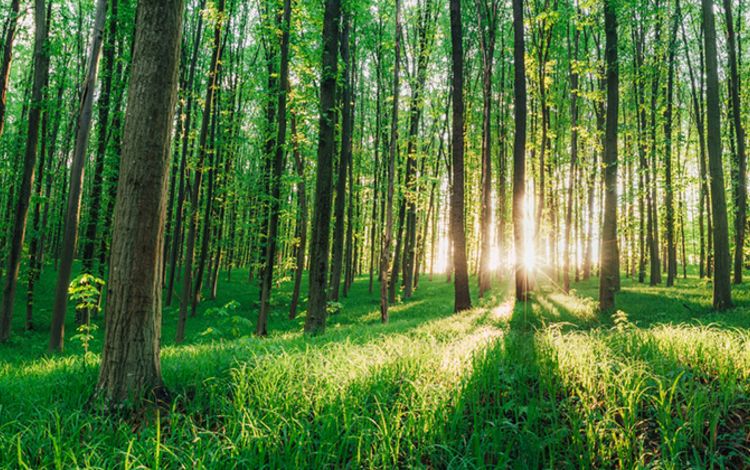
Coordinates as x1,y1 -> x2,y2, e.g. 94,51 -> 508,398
289,112 -> 307,319
379,0 -> 401,324
723,0 -> 747,284
0,0 -> 21,137
176,0 -> 224,343
329,15 -> 352,303
701,0 -> 732,310
49,0 -> 108,352
0,0 -> 50,342
664,9 -> 679,286
599,0 -> 619,312
304,0 -> 341,334
449,0 -> 471,312
563,23 -> 579,294
512,0 -> 529,301
95,0 -> 182,404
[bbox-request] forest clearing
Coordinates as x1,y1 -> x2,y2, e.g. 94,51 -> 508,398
0,0 -> 749,466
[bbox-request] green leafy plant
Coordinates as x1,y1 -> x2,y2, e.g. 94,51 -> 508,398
68,274 -> 105,315
71,322 -> 98,357
201,301 -> 253,339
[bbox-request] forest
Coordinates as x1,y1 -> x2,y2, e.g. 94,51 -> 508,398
0,0 -> 748,466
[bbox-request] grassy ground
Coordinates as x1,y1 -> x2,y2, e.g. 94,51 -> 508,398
0,266 -> 749,468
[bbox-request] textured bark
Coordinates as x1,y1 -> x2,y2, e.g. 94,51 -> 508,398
512,0 -> 528,301
329,15 -> 352,303
0,0 -> 50,342
258,0 -> 292,335
379,0 -> 400,324
449,0 -> 471,312
701,0 -> 732,310
95,0 -> 182,403
599,0 -> 619,312
49,0 -> 108,352
304,0 -> 341,334
476,0 -> 498,297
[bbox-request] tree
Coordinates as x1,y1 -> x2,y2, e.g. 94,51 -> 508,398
258,0 -> 292,335
0,0 -> 50,342
304,0 -> 342,334
512,0 -> 529,301
701,0 -> 732,310
476,0 -> 500,297
723,0 -> 746,285
599,0 -> 619,311
380,0 -> 401,324
95,0 -> 183,403
49,0 -> 108,352
449,0 -> 471,312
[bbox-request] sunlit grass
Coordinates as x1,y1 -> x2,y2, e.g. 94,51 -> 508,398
0,268 -> 748,467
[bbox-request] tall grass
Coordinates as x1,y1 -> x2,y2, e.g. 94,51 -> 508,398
0,271 -> 748,467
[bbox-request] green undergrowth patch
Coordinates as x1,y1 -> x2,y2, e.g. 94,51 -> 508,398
1,271 -> 749,468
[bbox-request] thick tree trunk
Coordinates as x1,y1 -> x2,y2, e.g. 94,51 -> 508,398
449,0 -> 471,312
701,0 -> 732,310
599,0 -> 619,312
49,0 -> 107,352
95,0 -> 182,404
304,0 -> 341,334
0,0 -> 50,342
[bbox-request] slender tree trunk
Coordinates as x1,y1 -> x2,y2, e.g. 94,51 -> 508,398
176,0 -> 224,343
449,0 -> 471,312
166,0 -> 206,306
289,113 -> 307,319
379,0 -> 400,323
0,0 -> 50,342
329,15 -> 352,303
95,0 -> 182,404
599,0 -> 619,311
664,10 -> 679,286
0,0 -> 21,137
724,0 -> 747,284
258,0 -> 291,335
702,0 -> 732,310
564,23 -> 579,294
304,0 -> 341,334
49,0 -> 107,352
512,0 -> 529,301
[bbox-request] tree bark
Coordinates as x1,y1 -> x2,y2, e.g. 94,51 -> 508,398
599,0 -> 619,312
449,0 -> 471,312
95,0 -> 182,404
49,0 -> 108,352
0,0 -> 50,342
512,0 -> 529,301
701,0 -> 732,310
304,0 -> 341,334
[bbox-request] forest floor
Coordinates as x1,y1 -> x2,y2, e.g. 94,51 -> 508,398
0,267 -> 749,468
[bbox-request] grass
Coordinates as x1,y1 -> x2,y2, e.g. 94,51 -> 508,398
0,265 -> 749,468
